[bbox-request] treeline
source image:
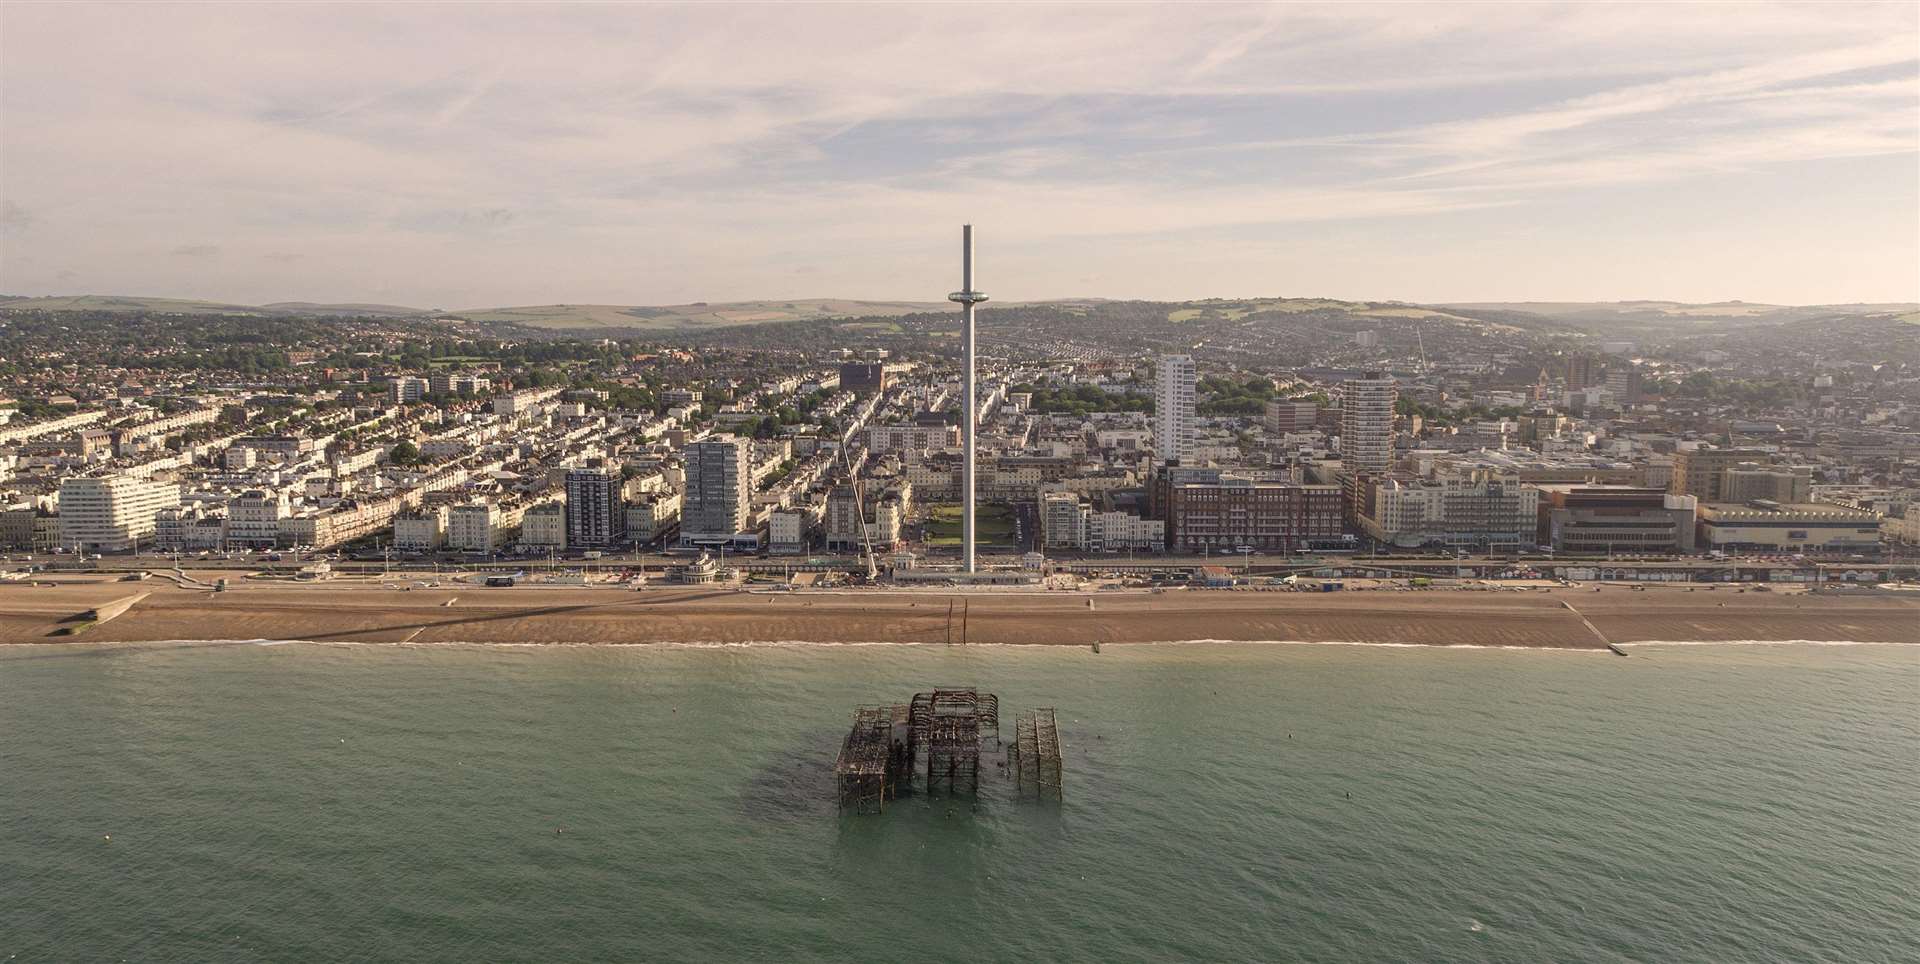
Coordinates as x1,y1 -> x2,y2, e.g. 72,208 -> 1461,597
1197,374 -> 1277,415
1012,383 -> 1153,415
1663,372 -> 1815,406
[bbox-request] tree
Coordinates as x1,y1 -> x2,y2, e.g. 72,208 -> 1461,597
1011,382 -> 1153,416
1196,374 -> 1276,415
390,440 -> 420,466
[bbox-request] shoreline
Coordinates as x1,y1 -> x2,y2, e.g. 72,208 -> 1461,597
16,637 -> 1909,653
3,574 -> 1915,649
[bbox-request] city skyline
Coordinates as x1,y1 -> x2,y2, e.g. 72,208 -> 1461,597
5,6 -> 1915,961
3,2 -> 1916,308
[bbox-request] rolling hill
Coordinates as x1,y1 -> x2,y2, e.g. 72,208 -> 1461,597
441,299 -> 950,331
0,295 -> 431,318
0,294 -> 951,330
1442,300 -> 1919,329
6,292 -> 1910,340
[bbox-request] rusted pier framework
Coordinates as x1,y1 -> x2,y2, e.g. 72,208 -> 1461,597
838,687 -> 1016,811
910,688 -> 998,797
1007,708 -> 1064,802
833,705 -> 913,813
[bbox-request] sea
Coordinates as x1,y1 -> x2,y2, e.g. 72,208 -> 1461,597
2,640 -> 1915,962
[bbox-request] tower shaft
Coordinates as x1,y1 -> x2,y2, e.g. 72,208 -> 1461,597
962,227 -> 977,573
947,225 -> 989,574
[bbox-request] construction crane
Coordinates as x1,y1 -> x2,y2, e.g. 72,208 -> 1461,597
837,440 -> 879,580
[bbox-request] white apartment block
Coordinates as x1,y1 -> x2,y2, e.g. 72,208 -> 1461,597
58,475 -> 182,551
390,376 -> 428,405
1339,372 -> 1397,475
1035,491 -> 1161,553
1154,354 -> 1197,464
493,387 -> 563,417
1040,491 -> 1088,550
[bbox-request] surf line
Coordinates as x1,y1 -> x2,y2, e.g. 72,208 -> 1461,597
1561,600 -> 1628,656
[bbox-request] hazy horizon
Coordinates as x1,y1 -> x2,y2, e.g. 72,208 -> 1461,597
3,2 -> 1916,308
4,291 -> 1918,315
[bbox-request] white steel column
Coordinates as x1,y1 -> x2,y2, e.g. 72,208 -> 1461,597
948,225 -> 988,573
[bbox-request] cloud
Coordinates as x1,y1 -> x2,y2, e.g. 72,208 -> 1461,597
0,2 -> 1914,305
394,208 -> 516,234
425,61 -> 507,132
0,201 -> 32,232
169,244 -> 221,258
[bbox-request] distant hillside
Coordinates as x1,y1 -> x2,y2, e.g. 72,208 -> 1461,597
0,294 -> 268,315
1442,300 -> 1920,331
442,299 -> 950,331
0,294 -> 430,318
7,292 -> 1907,339
260,301 -> 430,318
0,294 -> 953,331
1163,297 -> 1487,325
674,295 -> 1579,359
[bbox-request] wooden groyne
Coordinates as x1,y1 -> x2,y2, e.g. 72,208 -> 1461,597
1560,600 -> 1621,653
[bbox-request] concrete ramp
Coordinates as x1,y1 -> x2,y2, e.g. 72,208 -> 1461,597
85,593 -> 150,624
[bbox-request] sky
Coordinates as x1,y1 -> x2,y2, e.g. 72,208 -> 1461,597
1,2 -> 1916,309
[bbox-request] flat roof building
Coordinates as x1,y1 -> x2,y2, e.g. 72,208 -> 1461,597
839,362 -> 888,396
1339,371 -> 1397,476
681,435 -> 753,545
1697,501 -> 1880,553
1154,354 -> 1196,465
58,475 -> 182,552
1670,448 -> 1770,503
1536,484 -> 1696,555
1163,475 -> 1343,554
564,463 -> 626,547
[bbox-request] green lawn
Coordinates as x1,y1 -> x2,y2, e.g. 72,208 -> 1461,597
924,503 -> 1015,546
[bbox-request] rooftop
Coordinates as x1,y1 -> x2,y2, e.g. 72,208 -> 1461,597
1698,501 -> 1879,521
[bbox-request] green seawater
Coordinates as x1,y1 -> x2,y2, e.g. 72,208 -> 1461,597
2,641 -> 1916,962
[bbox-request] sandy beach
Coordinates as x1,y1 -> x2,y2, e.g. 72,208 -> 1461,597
2,573 -> 1914,648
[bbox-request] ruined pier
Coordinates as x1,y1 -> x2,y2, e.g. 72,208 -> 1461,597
834,686 -> 1059,813
1007,708 -> 1064,802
